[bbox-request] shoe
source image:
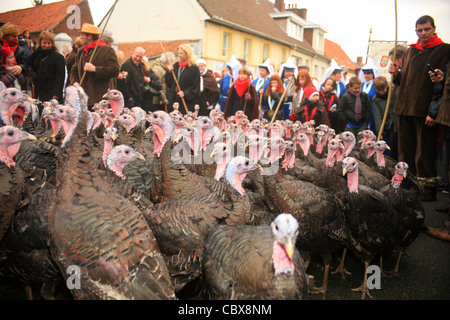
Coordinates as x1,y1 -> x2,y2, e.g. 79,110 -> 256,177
424,226 -> 450,242
435,205 -> 450,213
443,186 -> 449,194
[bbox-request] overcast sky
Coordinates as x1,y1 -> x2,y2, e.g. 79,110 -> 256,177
1,0 -> 449,62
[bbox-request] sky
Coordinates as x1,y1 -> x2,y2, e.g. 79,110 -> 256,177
0,0 -> 449,62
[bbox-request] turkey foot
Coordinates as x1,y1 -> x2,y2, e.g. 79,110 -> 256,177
352,261 -> 373,299
331,248 -> 351,279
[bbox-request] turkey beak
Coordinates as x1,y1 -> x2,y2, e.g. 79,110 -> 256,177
102,93 -> 109,100
342,167 -> 348,176
284,241 -> 295,260
139,154 -> 145,161
25,133 -> 37,141
403,172 -> 407,178
386,145 -> 391,150
245,142 -> 249,148
210,151 -> 216,158
145,127 -> 152,134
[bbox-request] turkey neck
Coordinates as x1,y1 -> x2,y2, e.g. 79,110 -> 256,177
58,111 -> 102,193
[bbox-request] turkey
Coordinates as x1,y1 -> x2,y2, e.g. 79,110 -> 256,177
203,213 -> 309,300
47,86 -> 175,300
142,156 -> 261,293
378,162 -> 425,278
262,136 -> 348,298
338,156 -> 398,299
0,126 -> 37,244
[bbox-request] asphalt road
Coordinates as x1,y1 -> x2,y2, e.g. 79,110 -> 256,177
307,190 -> 450,300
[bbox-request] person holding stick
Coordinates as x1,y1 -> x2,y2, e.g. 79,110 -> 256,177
389,15 -> 450,185
70,23 -> 120,107
224,66 -> 259,121
165,44 -> 201,114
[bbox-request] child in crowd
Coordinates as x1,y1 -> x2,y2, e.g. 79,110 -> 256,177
2,44 -> 26,90
319,76 -> 343,133
262,74 -> 286,122
291,86 -> 329,126
292,68 -> 316,112
372,76 -> 398,160
224,66 -> 259,121
337,76 -> 371,136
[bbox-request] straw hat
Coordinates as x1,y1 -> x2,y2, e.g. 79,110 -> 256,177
80,23 -> 100,35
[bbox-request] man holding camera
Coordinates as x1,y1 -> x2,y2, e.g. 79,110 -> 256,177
389,15 -> 450,195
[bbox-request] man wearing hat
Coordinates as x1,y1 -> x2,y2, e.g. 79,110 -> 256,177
70,23 -> 120,107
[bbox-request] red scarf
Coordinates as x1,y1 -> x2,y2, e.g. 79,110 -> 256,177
178,61 -> 188,69
3,39 -> 18,52
409,33 -> 444,51
304,106 -> 317,122
234,77 -> 251,97
84,39 -> 106,56
320,90 -> 335,112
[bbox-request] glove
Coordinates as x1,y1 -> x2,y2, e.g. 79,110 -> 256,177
245,92 -> 251,101
289,113 -> 297,120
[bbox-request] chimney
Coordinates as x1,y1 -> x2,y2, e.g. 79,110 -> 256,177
356,56 -> 363,66
275,0 -> 285,12
287,7 -> 307,20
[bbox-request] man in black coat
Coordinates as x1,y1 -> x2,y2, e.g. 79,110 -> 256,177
118,46 -> 160,109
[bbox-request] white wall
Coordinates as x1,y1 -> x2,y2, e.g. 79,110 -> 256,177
100,0 -> 209,42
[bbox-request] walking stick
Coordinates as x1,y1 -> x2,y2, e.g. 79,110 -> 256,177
270,77 -> 293,125
377,0 -> 397,141
159,41 -> 189,114
80,0 -> 119,86
258,77 -> 268,120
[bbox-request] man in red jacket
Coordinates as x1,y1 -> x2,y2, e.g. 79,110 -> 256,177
389,15 -> 450,199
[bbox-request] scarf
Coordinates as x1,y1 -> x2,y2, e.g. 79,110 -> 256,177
348,89 -> 362,121
234,77 -> 251,97
304,105 -> 317,122
3,39 -> 18,52
84,39 -> 106,56
178,61 -> 188,69
30,46 -> 57,78
409,33 -> 444,51
320,90 -> 335,112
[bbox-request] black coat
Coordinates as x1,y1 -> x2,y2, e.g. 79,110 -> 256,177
165,62 -> 201,114
28,46 -> 66,102
199,70 -> 220,116
117,58 -> 146,105
141,68 -> 163,112
337,91 -> 371,127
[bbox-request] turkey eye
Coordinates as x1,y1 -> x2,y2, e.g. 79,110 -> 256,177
223,147 -> 226,151
245,161 -> 249,166
125,150 -> 129,154
7,130 -> 14,136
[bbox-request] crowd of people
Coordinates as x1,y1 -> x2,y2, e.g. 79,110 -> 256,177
0,15 -> 449,238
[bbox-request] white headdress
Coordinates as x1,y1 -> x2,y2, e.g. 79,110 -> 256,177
279,57 -> 298,80
359,57 -> 381,82
255,58 -> 275,79
320,59 -> 343,87
226,55 -> 242,81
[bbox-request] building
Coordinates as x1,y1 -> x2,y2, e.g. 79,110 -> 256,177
0,0 -> 94,42
324,38 -> 361,78
100,0 -> 331,79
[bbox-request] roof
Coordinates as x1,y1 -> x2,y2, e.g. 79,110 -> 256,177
324,38 -> 360,71
0,0 -> 85,34
196,0 -> 322,57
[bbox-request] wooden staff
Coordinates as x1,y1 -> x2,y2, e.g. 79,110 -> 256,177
80,0 -> 119,86
377,0 -> 397,141
159,41 -> 189,114
258,77 -> 268,119
270,77 -> 293,125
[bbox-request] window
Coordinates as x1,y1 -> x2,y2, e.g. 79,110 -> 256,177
287,20 -> 303,41
263,43 -> 270,61
222,32 -> 231,57
243,38 -> 252,61
281,48 -> 287,63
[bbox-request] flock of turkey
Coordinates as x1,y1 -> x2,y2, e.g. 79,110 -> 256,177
0,83 -> 427,300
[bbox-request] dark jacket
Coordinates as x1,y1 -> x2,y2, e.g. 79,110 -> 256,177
224,84 -> 259,121
117,57 -> 146,104
141,68 -> 163,112
337,90 -> 371,127
65,45 -> 78,78
262,91 -> 285,121
28,46 -> 66,102
70,42 -> 120,106
393,42 -> 450,117
372,85 -> 399,134
295,99 -> 329,126
165,62 -> 201,114
199,70 -> 220,116
435,63 -> 450,127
